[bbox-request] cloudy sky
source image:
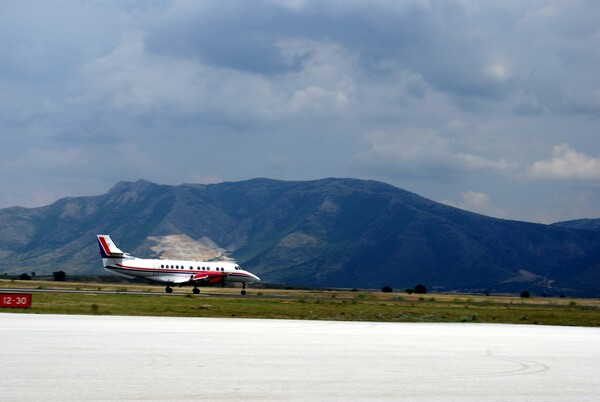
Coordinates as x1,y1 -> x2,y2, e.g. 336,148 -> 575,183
1,0 -> 599,223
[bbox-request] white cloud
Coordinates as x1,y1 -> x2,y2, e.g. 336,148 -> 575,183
442,190 -> 507,218
278,39 -> 357,116
2,147 -> 86,171
527,143 -> 600,180
461,190 -> 490,207
265,0 -> 308,12
353,129 -> 517,180
484,63 -> 512,82
1,141 -> 154,185
288,84 -> 350,114
265,155 -> 290,170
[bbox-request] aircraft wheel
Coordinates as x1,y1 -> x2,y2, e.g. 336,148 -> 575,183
165,286 -> 173,294
241,289 -> 247,296
193,287 -> 200,294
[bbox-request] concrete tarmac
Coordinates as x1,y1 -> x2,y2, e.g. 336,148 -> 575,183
1,313 -> 599,401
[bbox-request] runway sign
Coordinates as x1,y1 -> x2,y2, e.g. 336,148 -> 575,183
0,293 -> 31,308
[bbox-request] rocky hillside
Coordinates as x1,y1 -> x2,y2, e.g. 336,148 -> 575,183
1,178 -> 599,296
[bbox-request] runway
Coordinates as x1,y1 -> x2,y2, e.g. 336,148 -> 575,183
1,313 -> 599,401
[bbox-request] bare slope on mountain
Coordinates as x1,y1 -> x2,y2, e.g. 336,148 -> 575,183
1,178 -> 599,296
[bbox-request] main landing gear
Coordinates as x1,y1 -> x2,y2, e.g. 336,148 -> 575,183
165,284 -> 249,295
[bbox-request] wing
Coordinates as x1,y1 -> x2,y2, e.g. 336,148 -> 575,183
148,274 -> 193,284
144,272 -> 227,285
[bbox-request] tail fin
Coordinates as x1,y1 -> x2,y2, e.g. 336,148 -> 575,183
97,235 -> 125,258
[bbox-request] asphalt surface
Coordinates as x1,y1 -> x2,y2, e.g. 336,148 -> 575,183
1,313 -> 599,401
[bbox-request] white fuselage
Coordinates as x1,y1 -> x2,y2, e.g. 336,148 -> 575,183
102,255 -> 260,285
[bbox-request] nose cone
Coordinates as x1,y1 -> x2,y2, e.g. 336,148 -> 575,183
244,271 -> 260,283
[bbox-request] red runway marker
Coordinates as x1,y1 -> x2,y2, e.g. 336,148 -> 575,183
0,293 -> 31,308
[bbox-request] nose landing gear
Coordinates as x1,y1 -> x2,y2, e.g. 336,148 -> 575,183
241,282 -> 247,296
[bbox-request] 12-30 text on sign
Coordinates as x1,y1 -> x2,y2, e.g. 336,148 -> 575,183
0,293 -> 32,308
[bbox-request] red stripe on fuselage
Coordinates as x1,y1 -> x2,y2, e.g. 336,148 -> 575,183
114,263 -> 222,275
111,263 -> 256,279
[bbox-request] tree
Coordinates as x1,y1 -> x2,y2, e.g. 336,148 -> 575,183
19,273 -> 31,280
404,288 -> 414,294
520,290 -> 530,298
414,284 -> 427,294
381,286 -> 393,293
53,270 -> 67,281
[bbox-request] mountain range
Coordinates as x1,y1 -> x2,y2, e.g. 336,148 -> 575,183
1,178 -> 599,296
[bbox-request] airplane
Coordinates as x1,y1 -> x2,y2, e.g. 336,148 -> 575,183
97,234 -> 260,295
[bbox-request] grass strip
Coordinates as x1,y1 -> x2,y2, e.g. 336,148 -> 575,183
5,292 -> 599,327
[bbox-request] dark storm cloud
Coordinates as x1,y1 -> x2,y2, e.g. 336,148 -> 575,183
0,0 -> 599,222
141,2 -> 326,75
139,1 -> 546,108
